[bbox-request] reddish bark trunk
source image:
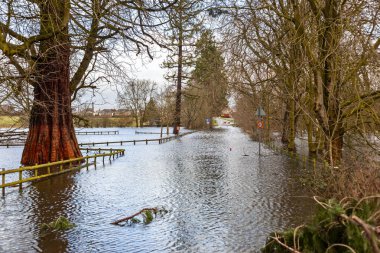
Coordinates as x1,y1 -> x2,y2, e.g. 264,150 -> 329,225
21,2 -> 81,165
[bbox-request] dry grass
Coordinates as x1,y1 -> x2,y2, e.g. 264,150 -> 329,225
311,157 -> 380,200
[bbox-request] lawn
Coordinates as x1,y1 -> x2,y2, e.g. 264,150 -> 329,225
0,116 -> 24,128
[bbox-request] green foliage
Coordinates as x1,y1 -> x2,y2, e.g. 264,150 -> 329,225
183,30 -> 229,129
142,210 -> 154,224
41,216 -> 75,233
262,197 -> 380,253
130,218 -> 141,224
144,98 -> 160,125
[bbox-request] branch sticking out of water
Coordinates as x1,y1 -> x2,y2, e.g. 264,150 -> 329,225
111,207 -> 168,226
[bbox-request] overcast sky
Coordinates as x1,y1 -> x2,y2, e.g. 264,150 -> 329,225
90,53 -> 167,110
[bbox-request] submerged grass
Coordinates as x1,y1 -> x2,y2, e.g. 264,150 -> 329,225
41,216 -> 75,233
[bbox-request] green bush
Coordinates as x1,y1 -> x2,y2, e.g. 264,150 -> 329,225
262,197 -> 380,253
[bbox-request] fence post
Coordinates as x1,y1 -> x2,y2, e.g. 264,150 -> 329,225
86,157 -> 89,170
146,139 -> 148,145
34,164 -> 38,177
19,168 -> 22,191
94,156 -> 97,168
47,163 -> 51,174
103,155 -> 105,165
2,168 -> 5,196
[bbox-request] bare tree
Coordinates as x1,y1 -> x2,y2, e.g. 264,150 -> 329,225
220,0 -> 380,165
117,79 -> 157,127
0,0 -> 175,165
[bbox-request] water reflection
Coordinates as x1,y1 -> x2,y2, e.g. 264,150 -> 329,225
31,174 -> 77,252
0,127 -> 314,252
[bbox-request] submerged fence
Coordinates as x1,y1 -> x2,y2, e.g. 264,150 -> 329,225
0,148 -> 125,196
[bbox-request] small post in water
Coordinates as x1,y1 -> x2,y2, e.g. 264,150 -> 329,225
2,168 -> 5,196
256,106 -> 266,157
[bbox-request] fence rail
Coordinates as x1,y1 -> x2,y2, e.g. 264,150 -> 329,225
0,132 -> 194,148
0,130 -> 120,137
135,131 -> 164,134
79,132 -> 193,147
75,130 -> 119,135
0,148 -> 125,196
0,131 -> 28,137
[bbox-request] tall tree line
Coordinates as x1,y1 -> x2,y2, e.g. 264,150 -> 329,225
220,0 -> 380,165
183,30 -> 228,129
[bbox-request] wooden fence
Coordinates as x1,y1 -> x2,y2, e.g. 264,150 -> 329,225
75,130 -> 119,135
0,130 -> 119,137
0,132 -> 194,148
0,148 -> 125,196
78,132 -> 193,147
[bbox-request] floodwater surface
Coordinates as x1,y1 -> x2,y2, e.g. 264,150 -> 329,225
0,127 -> 314,252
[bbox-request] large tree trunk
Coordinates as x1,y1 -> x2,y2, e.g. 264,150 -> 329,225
21,1 -> 81,165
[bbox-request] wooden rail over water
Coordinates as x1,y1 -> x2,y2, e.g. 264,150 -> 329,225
75,130 -> 119,135
79,132 -> 193,147
0,130 -> 120,136
0,132 -> 194,148
0,148 -> 125,196
135,131 -> 164,134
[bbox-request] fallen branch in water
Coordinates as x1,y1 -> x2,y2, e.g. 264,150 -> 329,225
111,207 -> 168,226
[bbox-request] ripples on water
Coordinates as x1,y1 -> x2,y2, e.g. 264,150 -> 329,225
0,127 -> 314,252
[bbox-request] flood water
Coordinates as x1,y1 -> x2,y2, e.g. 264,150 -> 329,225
0,127 -> 314,252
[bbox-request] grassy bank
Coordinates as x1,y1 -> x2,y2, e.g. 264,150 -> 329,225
0,116 -> 25,128
83,117 -> 135,128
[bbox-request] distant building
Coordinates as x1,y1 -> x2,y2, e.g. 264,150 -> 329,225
98,109 -> 117,116
114,109 -> 132,117
91,108 -> 132,117
221,108 -> 233,118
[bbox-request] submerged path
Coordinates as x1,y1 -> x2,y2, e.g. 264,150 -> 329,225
0,127 -> 314,252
